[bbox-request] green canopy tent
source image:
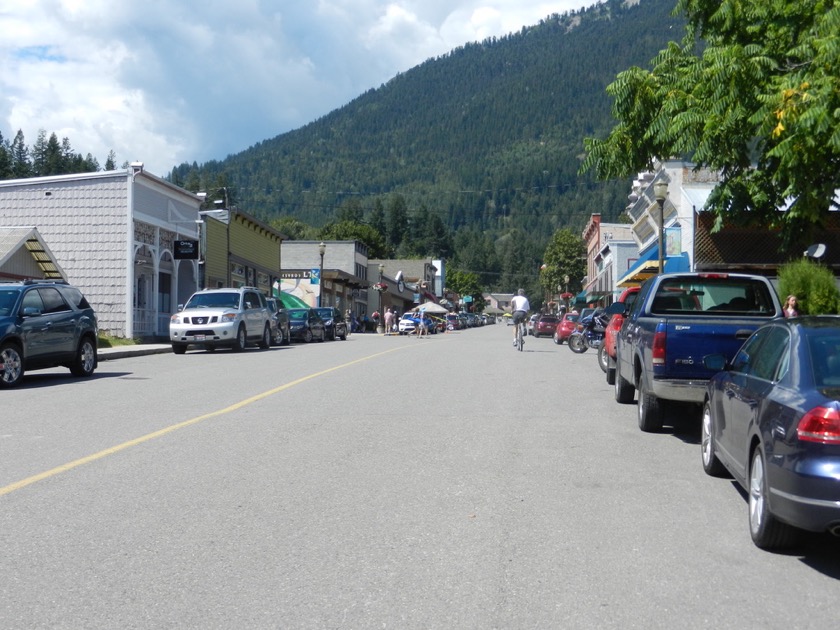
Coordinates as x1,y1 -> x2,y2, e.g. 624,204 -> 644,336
274,290 -> 309,309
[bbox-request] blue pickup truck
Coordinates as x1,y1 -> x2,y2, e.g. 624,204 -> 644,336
609,272 -> 782,432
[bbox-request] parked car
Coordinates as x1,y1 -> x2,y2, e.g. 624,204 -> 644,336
446,313 -> 462,331
399,312 -> 434,335
702,316 -> 840,549
266,297 -> 290,346
286,308 -> 326,343
313,307 -> 347,341
170,287 -> 272,354
553,312 -> 580,344
604,287 -> 641,384
0,279 -> 98,388
533,314 -> 559,338
526,314 -> 540,336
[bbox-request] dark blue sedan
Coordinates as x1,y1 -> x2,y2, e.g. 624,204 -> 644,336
702,316 -> 840,549
286,308 -> 326,343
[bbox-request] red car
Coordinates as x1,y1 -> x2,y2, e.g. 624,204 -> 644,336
553,312 -> 580,344
533,314 -> 559,338
604,286 -> 640,383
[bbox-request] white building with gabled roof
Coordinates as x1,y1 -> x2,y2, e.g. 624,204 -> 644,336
0,165 -> 202,338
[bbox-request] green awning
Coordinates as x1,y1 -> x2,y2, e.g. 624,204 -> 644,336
275,291 -> 309,309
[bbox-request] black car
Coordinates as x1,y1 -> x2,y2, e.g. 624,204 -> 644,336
313,307 -> 347,341
286,308 -> 327,343
266,297 -> 291,346
0,280 -> 98,387
703,316 -> 840,549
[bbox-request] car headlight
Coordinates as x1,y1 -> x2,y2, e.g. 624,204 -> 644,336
170,314 -> 182,324
220,313 -> 237,323
325,319 -> 333,325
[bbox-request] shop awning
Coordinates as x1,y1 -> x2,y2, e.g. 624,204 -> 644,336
617,246 -> 660,287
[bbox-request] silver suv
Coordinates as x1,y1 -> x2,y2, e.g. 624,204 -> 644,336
169,287 -> 272,354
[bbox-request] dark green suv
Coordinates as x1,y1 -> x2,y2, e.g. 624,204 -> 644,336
0,280 -> 99,387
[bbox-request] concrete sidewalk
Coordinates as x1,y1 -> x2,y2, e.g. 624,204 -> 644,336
97,344 -> 172,360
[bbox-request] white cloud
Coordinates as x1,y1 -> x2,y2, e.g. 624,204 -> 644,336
0,0 -> 590,175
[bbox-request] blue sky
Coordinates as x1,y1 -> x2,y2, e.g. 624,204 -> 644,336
1,1 -> 592,176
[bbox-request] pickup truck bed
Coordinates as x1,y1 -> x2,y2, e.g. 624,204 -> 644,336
612,272 -> 782,432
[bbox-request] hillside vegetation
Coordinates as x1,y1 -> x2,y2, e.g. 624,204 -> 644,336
169,0 -> 684,292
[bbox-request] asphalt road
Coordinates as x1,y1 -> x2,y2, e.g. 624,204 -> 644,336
1,326 -> 839,629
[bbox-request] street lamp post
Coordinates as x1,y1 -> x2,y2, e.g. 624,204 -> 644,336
318,241 -> 326,307
377,263 -> 385,334
653,181 -> 669,276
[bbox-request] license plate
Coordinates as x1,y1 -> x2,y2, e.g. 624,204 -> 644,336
194,334 -> 206,341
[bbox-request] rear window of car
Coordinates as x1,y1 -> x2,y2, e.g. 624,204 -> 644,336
540,316 -> 558,323
808,331 -> 840,387
651,277 -> 776,316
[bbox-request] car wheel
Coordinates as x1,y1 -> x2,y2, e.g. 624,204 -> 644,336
614,359 -> 635,404
303,329 -> 313,343
172,344 -> 188,355
749,447 -> 799,549
232,325 -> 247,352
70,337 -> 97,377
637,375 -> 663,432
329,328 -> 336,341
553,334 -> 563,345
701,401 -> 727,477
597,344 -> 608,373
340,328 -> 347,340
259,324 -> 271,349
0,342 -> 24,388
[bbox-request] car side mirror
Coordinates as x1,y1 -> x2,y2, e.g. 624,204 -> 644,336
605,301 -> 626,316
22,306 -> 43,317
703,354 -> 729,371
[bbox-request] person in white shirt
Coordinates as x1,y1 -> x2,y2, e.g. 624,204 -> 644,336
510,288 -> 530,346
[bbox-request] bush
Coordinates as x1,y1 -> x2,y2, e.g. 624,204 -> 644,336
778,258 -> 840,315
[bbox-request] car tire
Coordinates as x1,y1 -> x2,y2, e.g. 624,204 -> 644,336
749,447 -> 800,549
0,342 -> 24,388
303,329 -> 313,343
259,324 -> 271,350
69,337 -> 97,377
554,334 -> 563,345
597,344 -> 608,373
172,344 -> 188,355
232,325 -> 247,352
701,401 -> 727,477
329,328 -> 336,341
637,375 -> 663,432
340,328 -> 347,340
614,359 -> 635,404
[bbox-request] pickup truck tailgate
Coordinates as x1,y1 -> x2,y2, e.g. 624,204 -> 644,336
655,319 -> 757,379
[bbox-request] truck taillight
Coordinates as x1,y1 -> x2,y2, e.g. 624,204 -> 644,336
652,322 -> 666,365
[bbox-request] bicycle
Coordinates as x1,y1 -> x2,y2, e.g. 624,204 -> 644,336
514,319 -> 525,351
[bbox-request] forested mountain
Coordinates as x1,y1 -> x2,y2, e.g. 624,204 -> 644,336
170,0 -> 684,292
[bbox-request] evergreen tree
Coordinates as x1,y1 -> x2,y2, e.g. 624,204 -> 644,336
10,130 -> 30,178
0,131 -> 12,179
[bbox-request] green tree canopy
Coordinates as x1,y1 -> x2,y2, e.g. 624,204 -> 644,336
581,0 -> 840,248
318,220 -> 388,258
540,228 -> 586,297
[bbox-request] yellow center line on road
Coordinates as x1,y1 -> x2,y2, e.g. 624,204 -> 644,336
1,345 -> 411,497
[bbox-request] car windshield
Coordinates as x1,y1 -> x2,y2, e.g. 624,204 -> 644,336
565,314 -> 579,322
287,309 -> 309,321
314,308 -> 333,318
185,292 -> 240,309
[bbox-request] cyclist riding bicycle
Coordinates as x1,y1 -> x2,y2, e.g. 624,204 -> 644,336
510,288 -> 530,347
